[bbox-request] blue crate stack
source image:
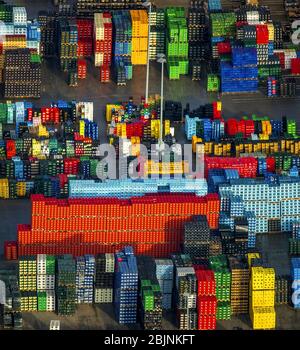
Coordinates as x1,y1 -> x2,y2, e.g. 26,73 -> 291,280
229,195 -> 244,217
291,258 -> 300,309
221,48 -> 258,93
258,157 -> 268,175
185,115 -> 201,140
12,157 -> 24,179
114,246 -> 138,324
69,178 -> 208,199
155,259 -> 174,310
76,255 -> 95,304
83,119 -> 98,141
208,0 -> 222,12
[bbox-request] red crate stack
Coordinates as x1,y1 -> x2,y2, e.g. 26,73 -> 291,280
41,107 -> 60,124
266,156 -> 276,172
17,193 -> 220,257
4,241 -> 18,260
94,13 -> 112,82
205,156 -> 258,178
212,101 -> 222,119
6,140 -> 16,159
77,19 -> 93,57
195,267 -> 217,330
274,51 -> 285,70
63,158 -> 80,175
291,58 -> 300,75
217,42 -> 231,55
78,59 -> 87,79
256,25 -> 269,45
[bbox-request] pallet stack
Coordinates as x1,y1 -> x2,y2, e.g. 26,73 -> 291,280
228,255 -> 249,315
19,256 -> 38,312
130,10 -> 148,65
209,255 -> 231,320
195,266 -> 217,330
184,215 -> 210,260
75,255 -> 95,304
58,19 -> 78,86
166,7 -> 189,80
38,11 -> 57,57
172,254 -> 197,330
155,259 -> 174,310
94,254 -> 115,303
56,255 -> 76,316
114,246 -> 138,324
94,13 -> 112,83
37,254 -> 56,312
137,256 -> 163,330
4,49 -> 41,98
249,266 -> 276,329
149,7 -> 165,60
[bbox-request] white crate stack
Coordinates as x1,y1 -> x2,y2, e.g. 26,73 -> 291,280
94,253 -> 115,303
155,259 -> 174,310
76,102 -> 94,121
13,7 -> 27,26
50,320 -> 60,330
94,13 -> 112,67
37,254 -> 56,312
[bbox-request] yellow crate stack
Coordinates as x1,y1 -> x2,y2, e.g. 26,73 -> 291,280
0,178 -> 9,199
164,120 -> 170,136
17,181 -> 27,197
151,119 -> 160,139
38,125 -> 49,138
130,10 -> 149,65
79,120 -> 85,136
106,104 -> 121,122
3,35 -> 26,51
249,267 -> 276,330
130,136 -> 140,156
32,139 -> 41,158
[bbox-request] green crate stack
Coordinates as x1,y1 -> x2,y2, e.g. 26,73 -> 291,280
223,13 -> 236,38
166,7 -> 189,80
37,291 -> 47,311
0,4 -> 13,23
30,54 -> 41,64
19,256 -> 37,294
207,74 -> 219,92
210,13 -> 225,37
0,103 -> 7,123
287,120 -> 297,137
289,238 -> 300,256
66,140 -> 75,157
46,255 -> 56,275
56,255 -> 76,316
209,255 -> 231,320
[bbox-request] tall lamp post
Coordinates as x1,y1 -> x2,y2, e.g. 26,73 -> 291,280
142,1 -> 152,104
157,53 -> 166,150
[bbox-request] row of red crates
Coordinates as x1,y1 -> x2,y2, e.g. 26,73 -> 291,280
195,268 -> 216,296
78,59 -> 87,79
291,58 -> 300,75
226,118 -> 255,137
198,315 -> 217,330
205,156 -> 258,178
78,40 -> 93,57
100,65 -> 110,83
198,296 -> 217,316
17,242 -> 180,258
77,19 -> 93,39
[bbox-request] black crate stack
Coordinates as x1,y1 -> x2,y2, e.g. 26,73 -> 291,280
184,215 -> 210,260
274,22 -> 283,49
280,77 -> 296,97
137,256 -> 163,330
4,49 -> 41,98
58,19 -> 78,86
275,275 -> 290,305
171,254 -> 198,330
164,100 -> 183,123
220,220 -> 249,256
188,0 -> 208,80
149,7 -> 166,61
38,11 -> 57,58
94,253 -> 115,303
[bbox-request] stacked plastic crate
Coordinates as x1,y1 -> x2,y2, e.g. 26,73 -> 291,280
149,7 -> 165,60
183,216 -> 210,260
275,275 -> 290,305
4,49 -> 41,98
155,259 -> 174,310
75,255 -> 95,304
77,19 -> 93,58
112,11 -> 132,85
172,254 -> 197,330
38,11 -> 56,58
137,256 -> 163,330
209,256 -> 231,320
195,266 -> 217,330
130,10 -> 148,65
56,255 -> 76,316
114,246 -> 138,324
188,0 -> 207,80
228,255 -> 249,314
94,13 -> 112,83
19,256 -> 38,312
94,254 -> 115,303
166,7 -> 189,80
289,222 -> 300,256
37,254 -> 55,312
58,19 -> 78,86
249,266 -> 276,329
291,258 -> 300,309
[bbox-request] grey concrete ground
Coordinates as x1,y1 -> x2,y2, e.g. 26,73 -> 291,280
0,0 -> 299,330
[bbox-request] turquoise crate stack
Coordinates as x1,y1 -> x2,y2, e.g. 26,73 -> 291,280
219,176 -> 300,235
75,255 -> 95,304
185,115 -> 225,141
208,0 -> 222,12
69,178 -> 208,198
291,258 -> 300,309
155,259 -> 174,310
114,246 -> 138,324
